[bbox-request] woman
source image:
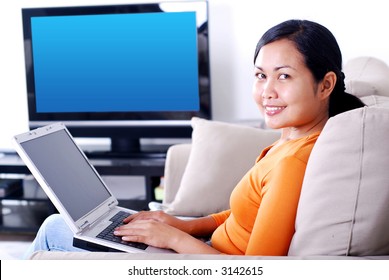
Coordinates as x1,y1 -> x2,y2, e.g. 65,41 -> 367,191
24,19 -> 364,257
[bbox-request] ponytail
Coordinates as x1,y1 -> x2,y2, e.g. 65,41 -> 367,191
329,92 -> 365,117
328,71 -> 365,117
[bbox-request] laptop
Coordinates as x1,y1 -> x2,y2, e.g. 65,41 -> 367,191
13,122 -> 174,254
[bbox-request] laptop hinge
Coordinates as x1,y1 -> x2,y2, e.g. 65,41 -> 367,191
108,200 -> 116,208
79,220 -> 90,231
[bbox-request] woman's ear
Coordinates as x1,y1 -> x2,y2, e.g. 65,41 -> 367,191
319,71 -> 337,99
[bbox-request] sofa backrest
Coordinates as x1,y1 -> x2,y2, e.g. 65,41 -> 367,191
344,56 -> 389,109
344,56 -> 389,99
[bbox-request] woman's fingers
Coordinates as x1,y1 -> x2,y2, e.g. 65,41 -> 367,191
114,219 -> 179,249
123,210 -> 165,223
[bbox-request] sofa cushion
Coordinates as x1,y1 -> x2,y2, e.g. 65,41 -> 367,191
361,95 -> 389,109
165,117 -> 280,217
289,106 -> 389,256
344,56 -> 389,98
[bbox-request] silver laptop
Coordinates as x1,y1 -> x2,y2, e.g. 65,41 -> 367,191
13,122 -> 174,254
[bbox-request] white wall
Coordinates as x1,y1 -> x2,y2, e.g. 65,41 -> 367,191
209,0 -> 389,122
1,0 -> 388,150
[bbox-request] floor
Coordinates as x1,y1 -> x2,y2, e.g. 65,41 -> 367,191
0,233 -> 35,260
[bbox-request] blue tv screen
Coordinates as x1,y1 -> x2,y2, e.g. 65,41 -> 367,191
31,11 -> 200,113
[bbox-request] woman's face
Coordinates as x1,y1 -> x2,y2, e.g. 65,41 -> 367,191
252,39 -> 330,136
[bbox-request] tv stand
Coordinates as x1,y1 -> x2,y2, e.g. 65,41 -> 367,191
84,138 -> 170,159
111,137 -> 141,154
107,137 -> 172,158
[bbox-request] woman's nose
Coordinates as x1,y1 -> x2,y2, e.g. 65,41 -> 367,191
262,81 -> 277,100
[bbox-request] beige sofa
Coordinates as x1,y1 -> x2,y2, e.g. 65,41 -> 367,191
31,57 -> 389,260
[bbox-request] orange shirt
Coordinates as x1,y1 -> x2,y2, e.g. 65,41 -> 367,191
210,131 -> 321,255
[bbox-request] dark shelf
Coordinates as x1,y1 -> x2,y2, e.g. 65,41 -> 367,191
0,152 -> 165,233
0,201 -> 53,234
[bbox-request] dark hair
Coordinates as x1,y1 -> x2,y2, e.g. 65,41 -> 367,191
254,19 -> 365,117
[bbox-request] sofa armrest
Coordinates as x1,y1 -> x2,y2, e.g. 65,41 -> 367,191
162,143 -> 192,205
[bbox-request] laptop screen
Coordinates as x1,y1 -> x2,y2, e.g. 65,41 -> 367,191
20,129 -> 111,221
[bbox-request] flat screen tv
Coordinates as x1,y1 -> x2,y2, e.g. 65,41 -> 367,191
21,0 -> 211,156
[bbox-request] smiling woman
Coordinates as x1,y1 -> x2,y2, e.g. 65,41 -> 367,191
252,20 -> 365,144
24,19 -> 365,257
253,39 -> 332,143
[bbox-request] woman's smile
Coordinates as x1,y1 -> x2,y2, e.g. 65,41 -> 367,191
264,105 -> 286,116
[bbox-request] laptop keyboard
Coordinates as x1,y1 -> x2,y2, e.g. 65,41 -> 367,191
96,211 -> 148,250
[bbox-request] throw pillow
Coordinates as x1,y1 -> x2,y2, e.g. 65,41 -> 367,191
165,117 -> 280,216
288,106 -> 389,256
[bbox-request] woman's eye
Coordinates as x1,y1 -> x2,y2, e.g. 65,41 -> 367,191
256,73 -> 266,80
279,74 -> 289,80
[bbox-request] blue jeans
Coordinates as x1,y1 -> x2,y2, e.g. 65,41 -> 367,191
23,214 -> 86,259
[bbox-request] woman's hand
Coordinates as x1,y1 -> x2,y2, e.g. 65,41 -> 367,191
123,210 -> 219,237
123,211 -> 185,230
114,219 -> 186,250
114,210 -> 220,254
114,218 -> 220,254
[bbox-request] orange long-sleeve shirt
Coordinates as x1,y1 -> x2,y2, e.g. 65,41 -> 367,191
210,131 -> 320,255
